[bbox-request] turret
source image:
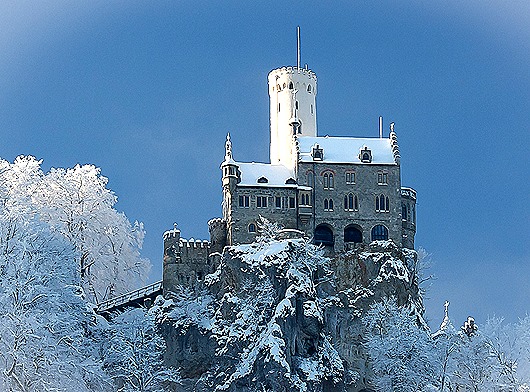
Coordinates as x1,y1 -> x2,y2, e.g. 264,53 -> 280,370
268,66 -> 317,168
221,133 -> 240,191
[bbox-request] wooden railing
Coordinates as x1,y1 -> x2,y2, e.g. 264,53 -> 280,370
96,280 -> 163,313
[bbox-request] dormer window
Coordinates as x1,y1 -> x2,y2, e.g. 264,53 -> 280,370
285,178 -> 296,185
257,177 -> 268,184
359,147 -> 372,163
312,144 -> 323,161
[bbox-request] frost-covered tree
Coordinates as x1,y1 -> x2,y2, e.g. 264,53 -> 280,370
0,205 -> 109,391
103,306 -> 179,392
0,156 -> 150,302
363,297 -> 438,391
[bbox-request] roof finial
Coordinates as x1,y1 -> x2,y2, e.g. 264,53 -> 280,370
225,132 -> 233,161
390,122 -> 395,133
379,116 -> 383,138
297,26 -> 301,69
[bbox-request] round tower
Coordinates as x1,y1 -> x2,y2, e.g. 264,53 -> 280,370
268,66 -> 317,168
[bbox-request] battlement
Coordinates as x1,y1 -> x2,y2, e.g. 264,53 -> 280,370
178,238 -> 210,249
268,66 -> 317,81
163,228 -> 180,241
401,187 -> 417,200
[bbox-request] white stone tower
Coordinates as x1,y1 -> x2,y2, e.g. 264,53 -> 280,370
268,27 -> 317,169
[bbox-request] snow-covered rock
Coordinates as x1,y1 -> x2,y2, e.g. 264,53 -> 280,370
156,237 -> 422,392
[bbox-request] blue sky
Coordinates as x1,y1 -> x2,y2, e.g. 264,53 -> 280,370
0,1 -> 528,329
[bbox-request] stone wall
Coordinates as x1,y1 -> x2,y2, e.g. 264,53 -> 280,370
297,161 -> 402,249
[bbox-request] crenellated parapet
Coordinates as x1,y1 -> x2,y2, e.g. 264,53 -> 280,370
162,227 -> 216,297
208,217 -> 227,254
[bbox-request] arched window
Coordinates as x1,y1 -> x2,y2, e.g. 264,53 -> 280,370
329,199 -> 334,210
344,225 -> 362,243
289,82 -> 294,89
363,153 -> 370,161
376,194 -> 389,212
323,172 -> 334,189
344,193 -> 358,211
285,178 -> 296,184
371,225 -> 389,241
307,84 -> 312,93
314,225 -> 334,247
307,171 -> 314,187
257,177 -> 268,183
324,198 -> 333,211
248,223 -> 256,233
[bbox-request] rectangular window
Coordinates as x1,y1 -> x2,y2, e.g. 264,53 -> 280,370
257,196 -> 267,208
289,197 -> 296,208
300,193 -> 311,206
275,196 -> 281,208
238,195 -> 249,208
378,172 -> 388,185
346,172 -> 356,184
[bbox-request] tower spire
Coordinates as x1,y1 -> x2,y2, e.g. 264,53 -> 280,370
297,26 -> 301,69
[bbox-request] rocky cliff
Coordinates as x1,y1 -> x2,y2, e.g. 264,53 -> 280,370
154,232 -> 423,392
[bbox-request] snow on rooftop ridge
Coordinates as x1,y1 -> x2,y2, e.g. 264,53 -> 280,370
296,135 -> 396,164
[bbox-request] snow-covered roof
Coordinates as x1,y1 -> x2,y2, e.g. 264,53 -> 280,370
297,136 -> 396,164
236,162 -> 296,187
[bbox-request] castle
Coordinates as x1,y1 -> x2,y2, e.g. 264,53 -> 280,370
162,46 -> 416,296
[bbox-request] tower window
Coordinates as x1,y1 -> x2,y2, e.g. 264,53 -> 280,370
289,82 -> 293,89
311,104 -> 313,114
344,193 -> 359,211
295,101 -> 299,110
402,204 -> 407,220
307,84 -> 312,93
324,198 -> 334,211
239,195 -> 249,208
378,172 -> 388,185
371,225 -> 389,241
278,103 -> 281,112
375,194 -> 390,212
307,171 -> 314,187
345,172 -> 356,184
248,223 -> 257,233
323,172 -> 334,189
256,196 -> 268,208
